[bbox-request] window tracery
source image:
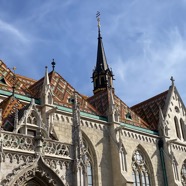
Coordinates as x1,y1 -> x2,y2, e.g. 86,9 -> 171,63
82,139 -> 93,186
132,150 -> 150,186
181,160 -> 186,185
27,112 -> 37,125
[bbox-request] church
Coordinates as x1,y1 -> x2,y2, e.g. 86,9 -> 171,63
0,17 -> 186,186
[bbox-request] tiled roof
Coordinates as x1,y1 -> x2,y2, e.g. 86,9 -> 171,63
29,71 -> 100,115
0,95 -> 25,127
0,60 -> 36,96
88,90 -> 150,129
87,90 -> 109,116
131,90 -> 169,130
0,60 -> 169,131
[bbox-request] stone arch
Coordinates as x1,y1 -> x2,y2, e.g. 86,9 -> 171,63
81,131 -> 98,186
2,156 -> 65,186
132,144 -> 155,186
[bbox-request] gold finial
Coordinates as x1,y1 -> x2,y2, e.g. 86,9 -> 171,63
96,11 -> 101,30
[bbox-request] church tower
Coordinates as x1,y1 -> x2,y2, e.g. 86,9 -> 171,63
92,13 -> 114,94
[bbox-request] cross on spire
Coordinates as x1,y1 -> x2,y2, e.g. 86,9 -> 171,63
170,76 -> 175,86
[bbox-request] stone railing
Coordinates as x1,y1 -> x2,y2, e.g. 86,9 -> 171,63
43,139 -> 71,158
1,132 -> 71,159
2,131 -> 34,152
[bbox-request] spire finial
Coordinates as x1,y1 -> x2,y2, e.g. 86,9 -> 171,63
51,59 -> 56,71
170,76 -> 175,86
12,67 -> 16,96
96,11 -> 101,36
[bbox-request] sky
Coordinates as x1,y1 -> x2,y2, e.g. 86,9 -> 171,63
1,0 -> 186,106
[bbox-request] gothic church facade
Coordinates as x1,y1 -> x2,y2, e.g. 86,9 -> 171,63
0,23 -> 186,186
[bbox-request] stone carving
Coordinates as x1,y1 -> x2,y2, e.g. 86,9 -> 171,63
43,140 -> 71,158
1,156 -> 66,186
3,132 -> 34,152
15,99 -> 47,136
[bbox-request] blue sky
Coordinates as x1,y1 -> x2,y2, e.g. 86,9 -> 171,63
1,0 -> 186,106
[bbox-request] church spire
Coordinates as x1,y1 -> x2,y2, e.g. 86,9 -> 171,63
92,12 -> 114,94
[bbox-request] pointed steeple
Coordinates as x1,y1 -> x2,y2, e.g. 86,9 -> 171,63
92,12 -> 114,94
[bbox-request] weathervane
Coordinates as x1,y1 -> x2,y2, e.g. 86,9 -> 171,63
96,11 -> 101,31
12,67 -> 16,96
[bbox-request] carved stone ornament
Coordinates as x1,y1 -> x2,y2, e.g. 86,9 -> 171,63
1,155 -> 65,186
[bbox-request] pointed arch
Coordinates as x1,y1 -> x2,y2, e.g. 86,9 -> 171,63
172,157 -> 179,181
81,131 -> 98,186
132,144 -> 154,186
174,116 -> 181,139
15,100 -> 48,138
2,156 -> 65,186
180,118 -> 186,141
119,144 -> 127,172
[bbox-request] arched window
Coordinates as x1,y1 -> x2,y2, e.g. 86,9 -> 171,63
82,138 -> 94,186
119,145 -> 127,172
100,76 -> 105,85
132,150 -> 151,186
180,118 -> 186,141
174,116 -> 181,139
27,112 -> 37,125
181,160 -> 186,185
172,158 -> 179,181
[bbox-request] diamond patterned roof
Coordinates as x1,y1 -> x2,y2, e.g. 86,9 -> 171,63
131,90 -> 169,130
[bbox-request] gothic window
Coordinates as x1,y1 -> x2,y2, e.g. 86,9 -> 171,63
48,94 -> 52,104
101,76 -> 105,85
174,116 -> 181,139
27,112 -> 37,125
119,145 -> 127,171
27,116 -> 32,124
172,158 -> 179,181
126,112 -> 132,120
181,160 -> 186,185
132,150 -> 151,186
87,157 -> 93,186
82,138 -> 94,186
180,118 -> 186,141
